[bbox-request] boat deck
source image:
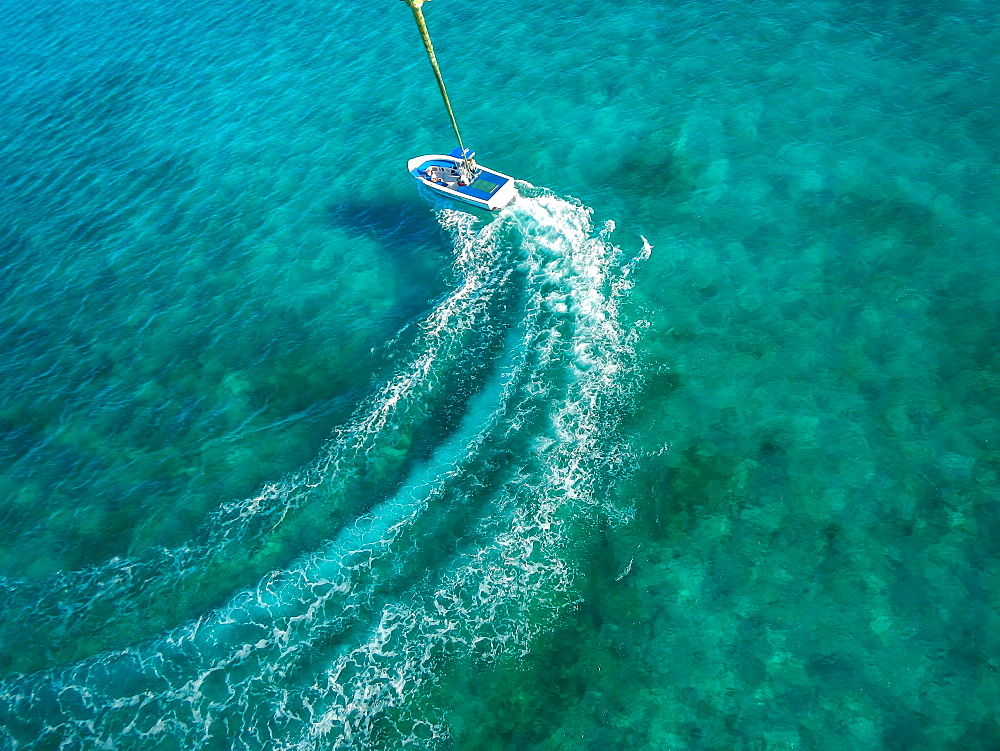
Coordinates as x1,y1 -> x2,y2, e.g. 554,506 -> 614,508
417,160 -> 505,200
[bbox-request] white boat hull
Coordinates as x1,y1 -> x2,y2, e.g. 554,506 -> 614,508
407,154 -> 517,211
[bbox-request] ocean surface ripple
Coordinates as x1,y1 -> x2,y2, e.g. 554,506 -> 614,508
2,0 -> 999,747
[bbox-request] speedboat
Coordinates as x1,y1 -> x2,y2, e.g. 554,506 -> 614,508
407,147 -> 517,211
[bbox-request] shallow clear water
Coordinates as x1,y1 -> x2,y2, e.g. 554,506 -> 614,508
1,0 -> 998,748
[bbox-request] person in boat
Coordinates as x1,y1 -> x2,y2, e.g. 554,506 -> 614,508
422,168 -> 447,185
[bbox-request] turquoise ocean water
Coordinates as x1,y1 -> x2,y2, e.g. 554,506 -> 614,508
1,0 -> 998,747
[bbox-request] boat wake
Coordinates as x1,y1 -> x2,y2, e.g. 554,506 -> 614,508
0,187 -> 649,749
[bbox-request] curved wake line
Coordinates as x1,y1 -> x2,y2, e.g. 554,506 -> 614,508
0,190 -> 649,751
0,207 -> 514,674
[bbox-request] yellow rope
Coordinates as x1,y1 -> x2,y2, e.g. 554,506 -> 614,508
401,0 -> 466,154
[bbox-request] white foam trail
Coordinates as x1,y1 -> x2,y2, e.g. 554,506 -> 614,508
295,189 -> 648,749
0,190 -> 649,751
0,207 -> 514,672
